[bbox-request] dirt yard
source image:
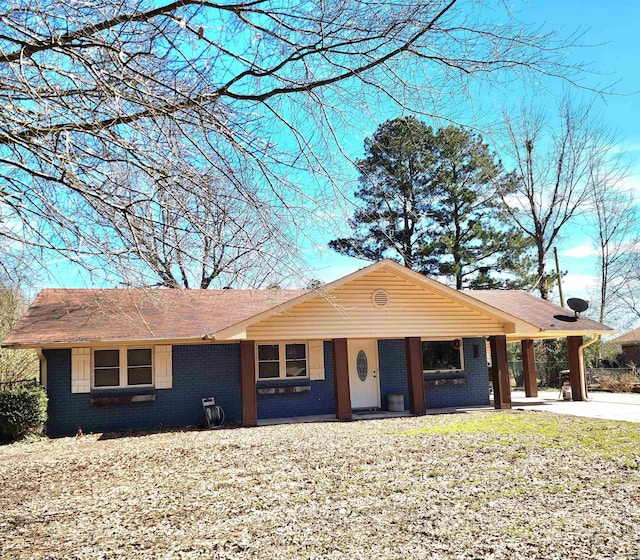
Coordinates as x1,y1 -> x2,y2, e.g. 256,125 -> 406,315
1,411 -> 640,559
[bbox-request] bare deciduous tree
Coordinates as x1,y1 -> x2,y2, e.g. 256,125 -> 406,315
499,100 -> 615,300
77,164 -> 295,288
0,0 -> 591,286
0,287 -> 38,383
589,176 -> 638,325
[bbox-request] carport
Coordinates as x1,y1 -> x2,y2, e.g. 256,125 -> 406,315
466,291 -> 615,409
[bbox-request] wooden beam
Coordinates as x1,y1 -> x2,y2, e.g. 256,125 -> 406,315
239,340 -> 257,427
332,338 -> 352,420
521,339 -> 537,398
405,337 -> 426,415
567,335 -> 586,401
490,335 -> 511,409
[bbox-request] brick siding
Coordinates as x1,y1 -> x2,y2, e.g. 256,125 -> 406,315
44,338 -> 489,436
378,339 -> 410,411
257,341 -> 335,419
424,338 -> 490,408
44,343 -> 241,437
378,338 -> 490,410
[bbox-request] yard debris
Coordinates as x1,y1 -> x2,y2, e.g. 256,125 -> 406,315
1,411 -> 640,559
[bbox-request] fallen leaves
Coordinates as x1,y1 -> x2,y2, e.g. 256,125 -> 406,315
1,412 -> 639,559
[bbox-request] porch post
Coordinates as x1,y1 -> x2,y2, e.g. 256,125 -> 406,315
405,337 -> 426,415
489,335 -> 511,409
332,338 -> 352,420
239,340 -> 257,427
521,339 -> 538,398
567,336 -> 586,401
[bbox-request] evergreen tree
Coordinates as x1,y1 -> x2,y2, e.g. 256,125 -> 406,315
331,117 -> 535,289
330,117 -> 437,269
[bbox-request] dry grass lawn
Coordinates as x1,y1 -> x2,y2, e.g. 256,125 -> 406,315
1,410 -> 640,559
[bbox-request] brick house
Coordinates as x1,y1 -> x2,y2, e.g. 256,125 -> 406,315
612,329 -> 640,368
3,260 -> 613,436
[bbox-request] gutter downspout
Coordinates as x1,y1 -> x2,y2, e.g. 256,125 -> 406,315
578,334 -> 600,401
36,348 -> 47,389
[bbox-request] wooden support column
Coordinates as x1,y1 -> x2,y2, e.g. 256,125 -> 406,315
332,338 -> 352,420
405,337 -> 426,415
239,340 -> 257,427
521,339 -> 538,398
489,335 -> 512,409
567,336 -> 586,401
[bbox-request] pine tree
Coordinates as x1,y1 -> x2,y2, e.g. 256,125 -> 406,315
331,117 -> 536,289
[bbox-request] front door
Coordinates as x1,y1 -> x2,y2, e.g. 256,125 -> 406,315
348,339 -> 380,409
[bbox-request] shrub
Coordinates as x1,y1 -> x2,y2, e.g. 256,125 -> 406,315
598,373 -> 640,393
0,386 -> 48,442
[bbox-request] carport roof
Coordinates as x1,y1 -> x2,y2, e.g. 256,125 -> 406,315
465,290 -> 614,340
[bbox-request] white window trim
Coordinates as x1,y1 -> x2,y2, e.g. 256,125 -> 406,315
256,342 -> 309,381
92,347 -> 154,389
421,339 -> 465,374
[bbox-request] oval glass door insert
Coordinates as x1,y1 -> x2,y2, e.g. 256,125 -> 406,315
356,350 -> 368,381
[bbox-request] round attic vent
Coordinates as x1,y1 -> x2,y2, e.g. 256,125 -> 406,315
372,289 -> 389,308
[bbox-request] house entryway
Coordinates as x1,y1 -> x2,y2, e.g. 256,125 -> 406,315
348,339 -> 380,408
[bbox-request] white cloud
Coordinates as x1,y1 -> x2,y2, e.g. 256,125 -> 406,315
615,173 -> 640,196
561,243 -> 598,259
561,273 -> 599,301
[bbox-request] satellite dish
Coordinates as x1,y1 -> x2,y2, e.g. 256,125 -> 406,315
567,298 -> 589,317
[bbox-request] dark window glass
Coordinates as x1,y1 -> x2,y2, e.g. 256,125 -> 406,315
422,341 -> 462,372
126,349 -> 152,385
258,362 -> 280,379
94,349 -> 119,368
258,344 -> 279,361
285,344 -> 306,360
286,360 -> 306,377
94,350 -> 120,387
94,368 -> 119,387
128,366 -> 153,385
127,348 -> 152,367
286,344 -> 306,377
258,344 -> 280,379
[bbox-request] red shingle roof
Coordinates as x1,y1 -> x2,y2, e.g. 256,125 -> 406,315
4,288 -> 306,346
465,290 -> 613,333
4,267 -> 615,348
611,328 -> 640,345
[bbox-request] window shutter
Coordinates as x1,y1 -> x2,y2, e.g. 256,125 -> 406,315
308,340 -> 325,380
71,348 -> 91,393
154,345 -> 173,389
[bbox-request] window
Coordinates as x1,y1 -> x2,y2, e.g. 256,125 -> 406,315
422,340 -> 463,373
93,348 -> 153,388
257,343 -> 307,380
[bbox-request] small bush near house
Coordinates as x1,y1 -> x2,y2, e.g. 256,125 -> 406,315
0,386 -> 47,442
598,372 -> 640,393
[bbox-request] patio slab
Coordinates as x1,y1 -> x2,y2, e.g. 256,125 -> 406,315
509,389 -> 640,423
258,390 -> 640,426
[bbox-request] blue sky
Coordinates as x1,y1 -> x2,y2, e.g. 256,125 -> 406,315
306,0 -> 640,319
38,0 -> 640,329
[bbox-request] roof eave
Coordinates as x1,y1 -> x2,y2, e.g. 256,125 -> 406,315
1,335 -> 235,350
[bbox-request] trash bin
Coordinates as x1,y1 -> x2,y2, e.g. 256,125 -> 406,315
387,393 -> 404,412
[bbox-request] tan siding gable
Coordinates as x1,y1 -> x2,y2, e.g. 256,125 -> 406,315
247,266 -> 508,340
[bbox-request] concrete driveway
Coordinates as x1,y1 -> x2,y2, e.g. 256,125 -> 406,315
509,389 -> 640,423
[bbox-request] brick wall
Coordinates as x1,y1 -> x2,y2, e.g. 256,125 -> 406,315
622,344 -> 640,367
44,338 -> 490,435
44,343 -> 242,437
424,337 -> 490,408
377,338 -> 490,410
257,341 -> 335,419
378,339 -> 410,411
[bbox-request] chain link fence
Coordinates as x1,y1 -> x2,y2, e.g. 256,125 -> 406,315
509,360 -> 639,391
